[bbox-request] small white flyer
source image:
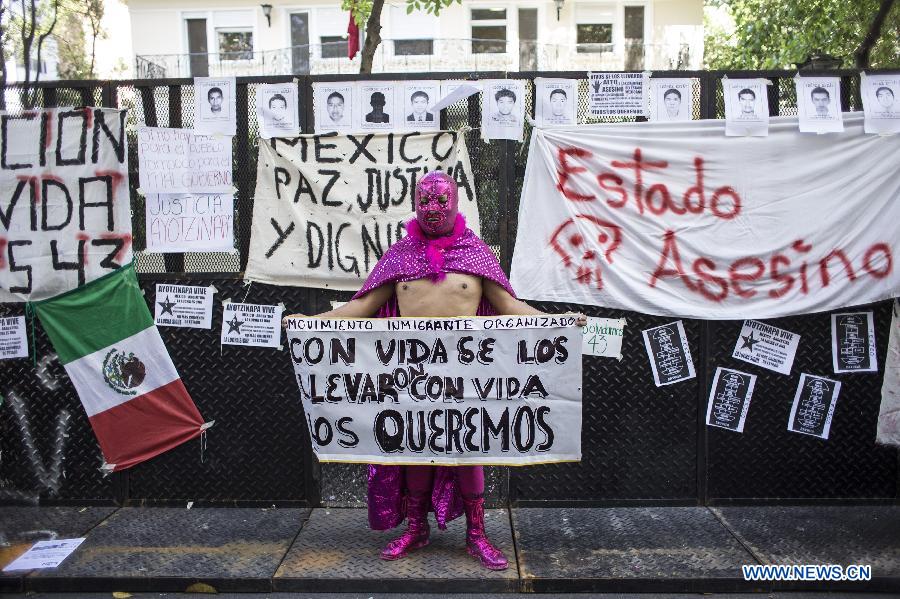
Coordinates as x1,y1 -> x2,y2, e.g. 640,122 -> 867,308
642,320 -> 695,386
2,538 -> 85,571
155,284 -> 215,329
723,78 -> 769,136
534,78 -> 577,127
788,373 -> 842,440
732,320 -> 800,375
256,82 -> 300,139
0,315 -> 27,359
650,78 -> 693,122
221,302 -> 283,348
434,81 -> 482,112
706,367 -> 757,433
831,311 -> 878,373
795,76 -> 844,133
193,77 -> 237,136
481,79 -> 526,141
588,72 -> 647,117
145,193 -> 234,253
581,317 -> 625,359
860,72 -> 900,134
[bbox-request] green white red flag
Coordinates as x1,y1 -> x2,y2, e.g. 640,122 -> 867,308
33,263 -> 208,471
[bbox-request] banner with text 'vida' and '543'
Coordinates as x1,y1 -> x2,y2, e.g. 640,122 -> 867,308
285,315 -> 582,465
511,112 -> 900,319
1,108 -> 131,301
244,131 -> 479,291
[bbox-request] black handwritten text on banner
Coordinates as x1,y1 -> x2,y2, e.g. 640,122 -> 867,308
245,132 -> 479,291
286,316 -> 582,465
1,107 -> 131,301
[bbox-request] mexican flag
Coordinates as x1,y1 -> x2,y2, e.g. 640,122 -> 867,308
33,263 -> 208,472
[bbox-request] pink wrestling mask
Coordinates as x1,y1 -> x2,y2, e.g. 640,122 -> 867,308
415,171 -> 459,236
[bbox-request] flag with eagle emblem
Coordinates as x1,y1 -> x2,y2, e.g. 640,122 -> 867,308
33,263 -> 208,471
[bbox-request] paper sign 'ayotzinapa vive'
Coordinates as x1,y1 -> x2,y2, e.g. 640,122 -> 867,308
33,263 -> 206,471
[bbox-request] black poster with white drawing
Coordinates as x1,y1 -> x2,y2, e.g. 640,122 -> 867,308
788,373 -> 841,440
831,312 -> 877,373
642,321 -> 695,386
706,367 -> 756,432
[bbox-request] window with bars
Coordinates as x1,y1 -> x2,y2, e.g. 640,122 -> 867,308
217,30 -> 253,60
471,8 -> 507,54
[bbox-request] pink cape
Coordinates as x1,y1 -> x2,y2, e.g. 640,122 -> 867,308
352,214 -> 516,530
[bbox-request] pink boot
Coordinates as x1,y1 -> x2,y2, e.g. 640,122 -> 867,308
380,491 -> 431,560
462,494 -> 508,570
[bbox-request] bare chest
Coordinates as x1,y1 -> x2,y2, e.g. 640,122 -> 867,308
395,273 -> 482,317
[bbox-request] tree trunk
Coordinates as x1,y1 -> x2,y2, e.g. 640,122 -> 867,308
358,0 -> 384,74
855,0 -> 895,68
0,3 -> 8,109
32,0 -> 59,107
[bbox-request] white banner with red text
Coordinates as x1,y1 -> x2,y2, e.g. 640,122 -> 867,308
510,112 -> 900,319
285,315 -> 582,465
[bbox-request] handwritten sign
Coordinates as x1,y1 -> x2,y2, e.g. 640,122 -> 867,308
285,315 -> 582,465
581,317 -> 625,358
0,107 -> 131,301
145,193 -> 234,253
509,113 -> 899,318
137,127 -> 232,194
244,132 -> 479,291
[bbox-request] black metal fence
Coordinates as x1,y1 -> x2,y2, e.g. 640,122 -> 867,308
1,70 -> 897,507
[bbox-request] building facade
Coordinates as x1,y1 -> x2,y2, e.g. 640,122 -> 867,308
129,0 -> 702,78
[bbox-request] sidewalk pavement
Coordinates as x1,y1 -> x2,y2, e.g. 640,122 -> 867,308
1,505 -> 898,594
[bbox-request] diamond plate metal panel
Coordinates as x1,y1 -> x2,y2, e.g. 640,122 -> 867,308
274,507 -> 517,592
706,301 -> 897,500
29,507 -> 307,592
512,506 -> 756,593
126,279 -> 312,502
0,306 -> 115,503
511,306 -> 700,501
713,506 -> 900,573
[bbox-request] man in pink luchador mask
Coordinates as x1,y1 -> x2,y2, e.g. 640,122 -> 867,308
284,170 -> 582,570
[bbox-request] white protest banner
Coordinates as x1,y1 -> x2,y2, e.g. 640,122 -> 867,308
732,320 -> 800,375
795,76 -> 844,133
155,284 -> 214,329
137,127 -> 232,194
860,72 -> 900,135
257,82 -> 301,139
588,72 -> 647,117
145,193 -> 234,253
245,131 -> 479,290
642,321 -> 695,386
0,107 -> 131,301
194,77 -> 237,136
221,301 -> 283,348
509,113 -> 900,319
581,316 -> 624,359
0,315 -> 27,359
285,315 -> 582,465
831,311 -> 877,373
723,78 -> 769,137
706,367 -> 756,433
788,373 -> 841,440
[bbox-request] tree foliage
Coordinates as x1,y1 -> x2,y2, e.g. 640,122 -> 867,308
341,0 -> 461,73
705,0 -> 900,70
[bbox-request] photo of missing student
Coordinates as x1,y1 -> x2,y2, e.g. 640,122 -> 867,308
534,78 -> 577,126
357,83 -> 396,131
401,81 -> 440,130
194,77 -> 237,135
722,78 -> 769,137
481,79 -> 525,141
313,82 -> 354,133
650,78 -> 692,122
795,77 -> 844,133
256,83 -> 300,139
